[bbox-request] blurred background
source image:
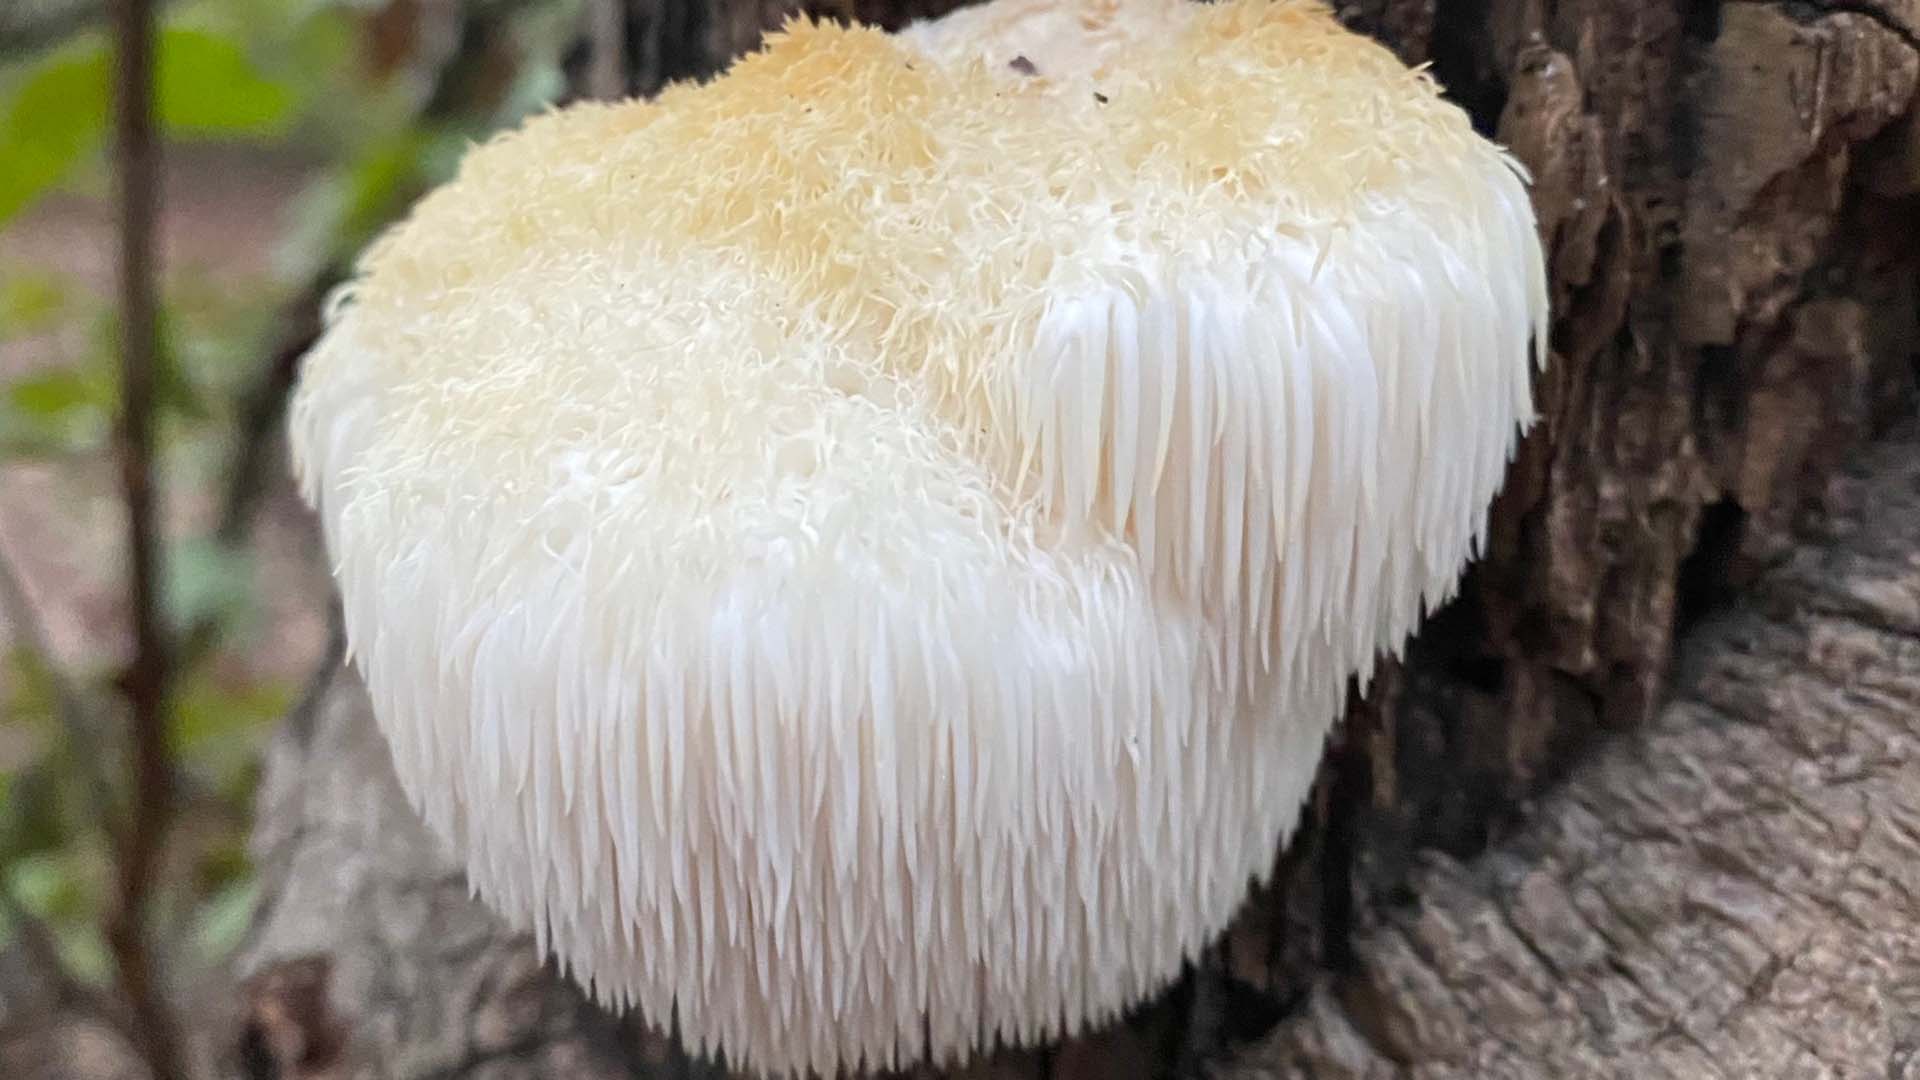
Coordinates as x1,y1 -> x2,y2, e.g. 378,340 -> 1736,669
0,1 -> 736,1073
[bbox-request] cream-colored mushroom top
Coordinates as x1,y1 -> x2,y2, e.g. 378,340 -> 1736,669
290,0 -> 1546,1074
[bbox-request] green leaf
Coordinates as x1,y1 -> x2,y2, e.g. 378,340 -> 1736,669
153,308 -> 215,423
156,27 -> 294,137
4,846 -> 103,925
8,370 -> 98,418
6,853 -> 71,915
193,878 -> 258,962
0,271 -> 70,338
175,675 -> 291,755
0,25 -> 291,226
1,650 -> 114,865
0,652 -> 55,813
59,925 -> 112,984
176,671 -> 289,805
0,42 -> 110,226
1,649 -> 59,734
163,537 -> 254,639
3,848 -> 112,985
0,368 -> 114,455
0,759 -> 67,863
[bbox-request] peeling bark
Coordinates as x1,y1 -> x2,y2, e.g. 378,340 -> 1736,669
229,0 -> 1920,1077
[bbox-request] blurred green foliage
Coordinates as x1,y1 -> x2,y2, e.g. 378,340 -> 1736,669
0,0 -> 582,1000
0,24 -> 294,226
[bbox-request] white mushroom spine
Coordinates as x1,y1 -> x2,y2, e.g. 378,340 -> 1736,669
287,0 -> 1550,1074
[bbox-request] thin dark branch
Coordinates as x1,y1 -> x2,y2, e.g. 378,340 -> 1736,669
212,276 -> 337,548
0,537 -> 115,814
105,0 -> 186,1076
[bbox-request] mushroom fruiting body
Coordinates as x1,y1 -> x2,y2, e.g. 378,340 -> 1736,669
290,0 -> 1548,1074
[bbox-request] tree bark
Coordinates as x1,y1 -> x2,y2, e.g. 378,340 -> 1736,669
1223,425 -> 1920,1078
230,0 -> 1920,1077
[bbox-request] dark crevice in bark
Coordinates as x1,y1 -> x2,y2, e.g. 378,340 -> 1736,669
563,0 -> 666,98
1684,0 -> 1726,42
1674,497 -> 1750,634
1317,732 -> 1369,976
1420,589 -> 1506,696
1427,0 -> 1508,133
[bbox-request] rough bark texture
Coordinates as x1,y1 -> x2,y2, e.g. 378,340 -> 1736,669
1223,424 -> 1920,1079
229,0 -> 1920,1077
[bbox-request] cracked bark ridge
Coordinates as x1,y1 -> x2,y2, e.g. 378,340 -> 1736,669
1220,422 -> 1920,1079
231,0 -> 1920,1077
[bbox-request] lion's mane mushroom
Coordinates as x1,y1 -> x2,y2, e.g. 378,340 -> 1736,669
289,0 -> 1548,1074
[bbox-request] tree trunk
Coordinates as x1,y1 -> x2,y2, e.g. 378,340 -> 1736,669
1223,425 -> 1920,1078
231,1 -> 1920,1077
